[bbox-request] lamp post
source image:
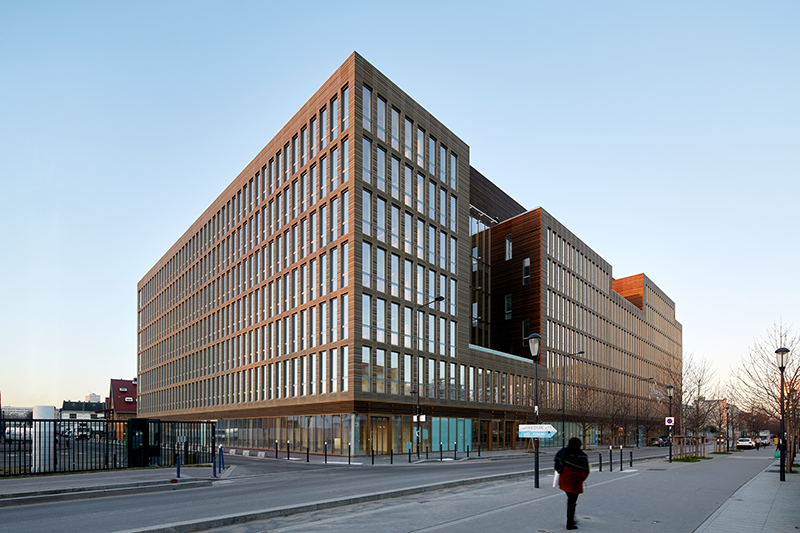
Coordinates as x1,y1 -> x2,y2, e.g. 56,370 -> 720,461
667,385 -> 674,463
560,350 -> 584,447
776,347 -> 790,482
526,333 -> 541,488
725,405 -> 730,453
413,296 -> 445,460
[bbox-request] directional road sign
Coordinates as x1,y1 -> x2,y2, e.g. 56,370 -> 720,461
518,424 -> 558,439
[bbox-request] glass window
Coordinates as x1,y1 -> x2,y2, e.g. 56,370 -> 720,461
404,306 -> 412,348
376,197 -> 386,242
439,231 -> 447,269
428,137 -> 436,175
416,219 -> 424,260
341,189 -> 349,235
428,225 -> 436,265
362,137 -> 372,184
341,138 -> 349,183
450,153 -> 457,190
376,349 -> 385,393
391,108 -> 400,151
439,145 -> 447,183
404,165 -> 413,207
330,146 -> 339,191
416,127 -> 425,168
523,257 -> 531,285
362,189 -> 371,235
310,118 -> 317,158
376,247 -> 386,293
342,86 -> 349,131
376,298 -> 386,343
450,279 -> 456,316
505,294 -> 512,320
450,236 -> 457,274
404,212 -> 413,254
416,264 -> 424,305
390,157 -> 400,200
342,242 -> 349,287
362,85 -> 372,130
390,205 -> 400,249
439,189 -> 447,226
450,195 -> 456,232
320,107 -> 328,150
361,346 -> 371,391
505,234 -> 512,260
404,118 -> 413,160
390,253 -> 400,297
376,147 -> 386,192
330,96 -> 338,141
390,304 -> 399,346
428,181 -> 436,220
377,97 -> 386,142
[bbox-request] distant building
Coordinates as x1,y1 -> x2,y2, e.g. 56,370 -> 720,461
60,401 -> 106,420
104,378 -> 138,423
85,393 -> 101,403
1,406 -> 32,419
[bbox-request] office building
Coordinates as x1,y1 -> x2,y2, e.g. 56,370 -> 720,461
137,52 -> 682,454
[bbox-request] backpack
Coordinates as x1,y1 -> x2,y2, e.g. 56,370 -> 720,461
554,449 -> 565,473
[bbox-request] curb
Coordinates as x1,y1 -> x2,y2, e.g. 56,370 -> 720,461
0,478 -> 213,508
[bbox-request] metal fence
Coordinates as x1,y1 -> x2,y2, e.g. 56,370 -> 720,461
0,418 -> 216,477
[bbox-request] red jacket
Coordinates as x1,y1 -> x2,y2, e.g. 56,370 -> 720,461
557,448 -> 590,494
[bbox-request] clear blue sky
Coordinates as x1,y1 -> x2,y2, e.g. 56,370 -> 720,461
1,1 -> 797,407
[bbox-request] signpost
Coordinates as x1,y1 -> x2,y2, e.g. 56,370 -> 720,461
665,417 -> 675,426
519,424 -> 558,440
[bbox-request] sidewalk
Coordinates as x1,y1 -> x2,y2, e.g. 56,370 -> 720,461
695,460 -> 799,532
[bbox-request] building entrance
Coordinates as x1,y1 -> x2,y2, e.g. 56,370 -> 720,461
370,416 -> 389,454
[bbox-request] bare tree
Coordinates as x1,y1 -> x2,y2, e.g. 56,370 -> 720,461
682,353 -> 717,455
733,322 -> 800,472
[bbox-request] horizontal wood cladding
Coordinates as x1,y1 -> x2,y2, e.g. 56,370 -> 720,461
488,209 -> 542,358
612,273 -> 645,311
469,166 -> 527,223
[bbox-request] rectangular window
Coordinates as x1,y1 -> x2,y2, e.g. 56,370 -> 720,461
390,157 -> 400,200
439,188 -> 447,226
362,85 -> 372,130
416,127 -> 425,168
376,349 -> 385,393
341,138 -> 349,183
404,118 -> 413,160
439,231 -> 447,269
404,306 -> 412,348
505,294 -> 512,320
439,317 -> 446,356
523,257 -> 531,285
450,278 -> 457,316
376,147 -> 386,192
404,165 -> 413,207
310,258 -> 317,301
341,241 -> 349,287
404,259 -> 413,300
377,97 -> 386,142
376,197 -> 386,243
416,219 -> 424,260
376,247 -> 386,293
450,320 -> 456,358
341,294 -> 348,339
284,143 -> 290,183
390,253 -> 400,297
450,236 -> 457,274
450,153 -> 457,190
390,303 -> 399,346
320,204 -> 328,248
320,107 -> 328,150
309,164 -> 317,206
320,155 -> 328,199
416,264 -> 425,305
330,246 -> 339,292
341,189 -> 349,235
428,181 -> 436,221
390,205 -> 400,249
362,137 -> 372,185
439,145 -> 447,183
342,86 -> 349,131
319,252 -> 327,296
362,242 -> 371,288
505,234 -> 512,260
428,225 -> 436,265
428,137 -> 436,175
309,306 -> 316,348
331,196 -> 339,242
330,96 -> 338,141
361,346 -> 370,392
391,108 -> 400,151
449,195 -> 457,232
428,313 -> 436,353
416,174 -> 424,213
330,145 -> 338,191
376,298 -> 386,343
310,117 -> 317,159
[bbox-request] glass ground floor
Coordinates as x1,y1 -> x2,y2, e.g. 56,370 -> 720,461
214,413 -> 605,455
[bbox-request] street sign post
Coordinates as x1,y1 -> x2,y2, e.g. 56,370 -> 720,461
665,417 -> 675,426
519,424 -> 558,439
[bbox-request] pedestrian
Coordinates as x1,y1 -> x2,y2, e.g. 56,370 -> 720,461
755,440 -> 760,451
555,437 -> 590,530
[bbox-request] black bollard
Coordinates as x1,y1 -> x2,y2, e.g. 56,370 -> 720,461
287,441 -> 291,460
620,445 -> 623,471
440,442 -> 443,461
348,443 -> 351,465
630,450 -> 633,468
478,444 -> 481,457
408,447 -> 411,463
307,446 -> 310,462
599,453 -> 602,472
371,448 -> 375,465
454,442 -> 457,460
467,445 -> 470,458
275,440 -> 278,459
390,448 -> 393,464
212,455 -> 217,477
609,447 -> 613,472
324,442 -> 328,464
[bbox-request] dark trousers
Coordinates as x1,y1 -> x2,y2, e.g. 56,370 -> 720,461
566,492 -> 580,527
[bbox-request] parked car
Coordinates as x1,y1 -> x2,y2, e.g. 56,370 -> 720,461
757,437 -> 770,446
650,437 -> 665,447
76,427 -> 91,440
736,438 -> 755,450
4,425 -> 32,441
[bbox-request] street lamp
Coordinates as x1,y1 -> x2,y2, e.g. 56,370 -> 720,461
560,350 -> 584,447
526,333 -> 541,488
775,347 -> 790,482
412,296 -> 445,459
725,405 -> 730,453
667,385 -> 674,463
